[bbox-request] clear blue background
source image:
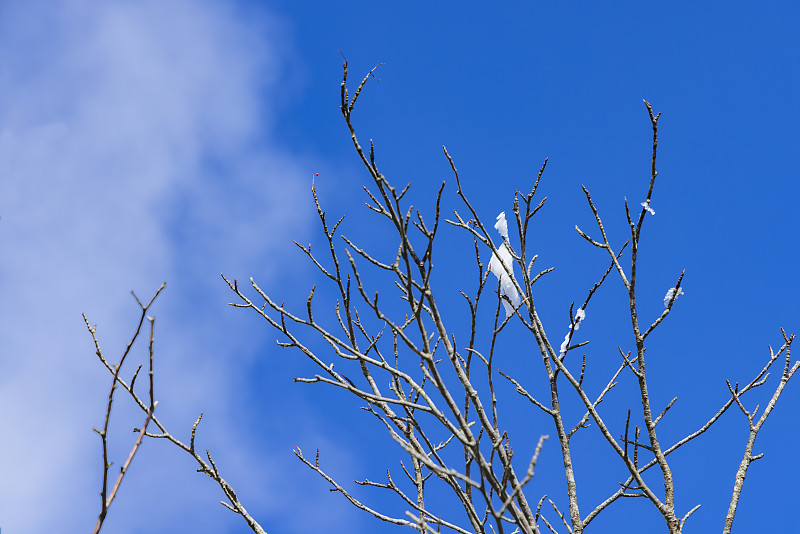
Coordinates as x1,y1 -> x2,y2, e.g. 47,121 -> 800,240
0,1 -> 797,533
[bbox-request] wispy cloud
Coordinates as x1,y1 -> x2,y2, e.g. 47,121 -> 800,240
0,1 -> 337,531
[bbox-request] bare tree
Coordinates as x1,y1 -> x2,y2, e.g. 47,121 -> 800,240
87,60 -> 797,534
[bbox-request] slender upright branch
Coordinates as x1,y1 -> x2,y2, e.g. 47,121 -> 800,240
723,334 -> 797,534
89,283 -> 164,534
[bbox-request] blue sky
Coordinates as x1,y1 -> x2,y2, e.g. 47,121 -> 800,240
0,1 -> 797,533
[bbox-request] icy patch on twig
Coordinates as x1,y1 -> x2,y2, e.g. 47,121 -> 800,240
488,211 -> 520,318
488,243 -> 521,318
559,308 -> 586,357
494,211 -> 509,240
663,287 -> 684,307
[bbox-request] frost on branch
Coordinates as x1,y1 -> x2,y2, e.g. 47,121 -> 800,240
494,210 -> 509,239
641,201 -> 656,215
487,211 -> 521,318
559,308 -> 586,357
663,286 -> 684,307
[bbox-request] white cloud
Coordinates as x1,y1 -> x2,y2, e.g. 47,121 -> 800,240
0,1 -> 337,532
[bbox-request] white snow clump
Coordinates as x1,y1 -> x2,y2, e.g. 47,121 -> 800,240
494,211 -> 509,240
663,286 -> 684,307
559,308 -> 586,357
488,211 -> 520,318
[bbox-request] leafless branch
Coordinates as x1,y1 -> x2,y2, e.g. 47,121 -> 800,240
89,283 -> 164,534
86,284 -> 267,534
